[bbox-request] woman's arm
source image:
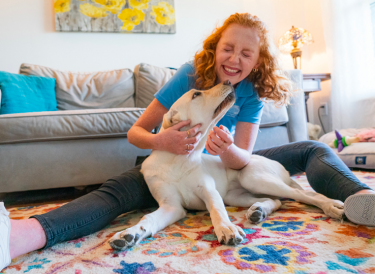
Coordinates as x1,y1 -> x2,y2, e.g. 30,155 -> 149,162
205,121 -> 259,169
128,98 -> 201,155
127,99 -> 167,149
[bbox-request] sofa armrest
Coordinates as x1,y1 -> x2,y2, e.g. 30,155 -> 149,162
286,70 -> 308,142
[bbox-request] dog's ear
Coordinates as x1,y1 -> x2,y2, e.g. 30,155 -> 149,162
162,109 -> 181,129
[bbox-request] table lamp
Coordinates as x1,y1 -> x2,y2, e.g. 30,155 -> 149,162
278,26 -> 314,69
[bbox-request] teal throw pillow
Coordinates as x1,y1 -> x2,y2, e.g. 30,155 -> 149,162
0,71 -> 57,115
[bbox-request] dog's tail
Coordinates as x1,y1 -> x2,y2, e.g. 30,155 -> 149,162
288,178 -> 304,190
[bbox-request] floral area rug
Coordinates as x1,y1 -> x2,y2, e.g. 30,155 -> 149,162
3,171 -> 375,274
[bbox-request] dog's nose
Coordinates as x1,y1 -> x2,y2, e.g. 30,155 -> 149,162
223,80 -> 231,86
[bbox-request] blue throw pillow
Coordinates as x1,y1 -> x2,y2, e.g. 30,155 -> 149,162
0,71 -> 57,115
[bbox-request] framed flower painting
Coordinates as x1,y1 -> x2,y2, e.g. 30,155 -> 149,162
54,0 -> 176,33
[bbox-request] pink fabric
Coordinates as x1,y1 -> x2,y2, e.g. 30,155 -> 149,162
356,129 -> 375,142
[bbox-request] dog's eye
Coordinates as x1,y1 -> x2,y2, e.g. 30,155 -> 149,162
192,92 -> 201,99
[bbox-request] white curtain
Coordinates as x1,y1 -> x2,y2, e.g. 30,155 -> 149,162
320,0 -> 375,130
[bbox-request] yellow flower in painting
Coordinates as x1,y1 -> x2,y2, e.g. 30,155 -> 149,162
118,8 -> 145,31
93,0 -> 125,14
150,2 -> 175,25
129,0 -> 150,10
54,0 -> 70,13
80,3 -> 108,18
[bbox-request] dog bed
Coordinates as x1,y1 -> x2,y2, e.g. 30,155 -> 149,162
319,128 -> 375,170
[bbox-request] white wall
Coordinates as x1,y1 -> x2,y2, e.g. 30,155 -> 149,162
244,0 -> 331,133
0,0 -> 331,132
0,0 -> 248,72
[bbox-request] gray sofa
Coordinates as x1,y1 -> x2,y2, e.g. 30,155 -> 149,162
0,63 -> 307,193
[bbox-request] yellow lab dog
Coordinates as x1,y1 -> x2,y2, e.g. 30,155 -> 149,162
109,81 -> 344,250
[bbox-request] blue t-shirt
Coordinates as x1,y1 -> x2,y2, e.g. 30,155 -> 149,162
155,61 -> 264,137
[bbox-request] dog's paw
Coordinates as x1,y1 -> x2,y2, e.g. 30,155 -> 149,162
322,200 -> 344,220
108,232 -> 128,251
214,223 -> 245,245
108,230 -> 139,251
108,226 -> 150,251
246,206 -> 267,224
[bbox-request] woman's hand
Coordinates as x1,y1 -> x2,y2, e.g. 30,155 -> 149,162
205,125 -> 233,155
157,120 -> 202,155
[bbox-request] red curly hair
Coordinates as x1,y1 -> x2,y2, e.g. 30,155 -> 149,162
194,13 -> 293,106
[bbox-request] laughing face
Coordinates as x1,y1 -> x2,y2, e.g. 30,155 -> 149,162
215,24 -> 261,85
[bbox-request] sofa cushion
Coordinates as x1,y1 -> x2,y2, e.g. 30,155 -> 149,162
0,71 -> 57,115
134,63 -> 177,108
19,64 -> 135,110
260,102 -> 288,127
254,126 -> 289,150
0,108 -> 145,144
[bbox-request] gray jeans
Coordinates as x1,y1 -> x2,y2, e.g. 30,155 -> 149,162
31,140 -> 371,248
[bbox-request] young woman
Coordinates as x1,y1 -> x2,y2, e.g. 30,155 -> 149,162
1,13 -> 374,271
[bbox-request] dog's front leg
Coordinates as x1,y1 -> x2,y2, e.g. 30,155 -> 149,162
109,203 -> 186,250
198,185 -> 245,245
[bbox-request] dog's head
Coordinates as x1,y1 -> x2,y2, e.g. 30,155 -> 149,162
162,81 -> 235,135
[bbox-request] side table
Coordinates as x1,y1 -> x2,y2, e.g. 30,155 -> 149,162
303,73 -> 331,121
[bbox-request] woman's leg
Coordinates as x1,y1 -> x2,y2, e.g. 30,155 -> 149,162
253,140 -> 375,226
3,164 -> 157,263
253,140 -> 372,201
9,219 -> 47,259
